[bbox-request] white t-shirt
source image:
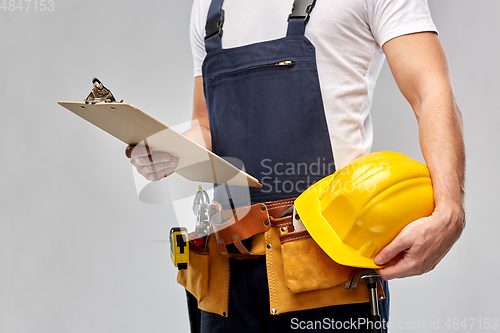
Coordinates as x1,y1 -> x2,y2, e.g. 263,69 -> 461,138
190,0 -> 437,169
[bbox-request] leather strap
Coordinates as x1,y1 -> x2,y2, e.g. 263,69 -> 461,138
211,198 -> 296,259
279,229 -> 311,244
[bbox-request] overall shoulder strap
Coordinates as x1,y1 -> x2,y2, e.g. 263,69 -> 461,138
287,0 -> 317,36
204,0 -> 225,53
204,0 -> 317,52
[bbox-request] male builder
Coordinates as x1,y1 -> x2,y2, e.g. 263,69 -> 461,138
126,0 -> 465,332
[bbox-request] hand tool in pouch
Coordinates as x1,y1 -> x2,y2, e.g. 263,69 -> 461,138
191,186 -> 211,247
169,227 -> 189,270
345,268 -> 383,333
170,185 -> 213,269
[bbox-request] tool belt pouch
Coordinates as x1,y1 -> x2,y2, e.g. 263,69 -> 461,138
177,241 -> 209,302
279,230 -> 355,294
211,203 -> 271,259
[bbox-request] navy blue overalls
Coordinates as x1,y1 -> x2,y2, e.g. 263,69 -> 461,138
199,0 -> 389,331
203,0 -> 335,205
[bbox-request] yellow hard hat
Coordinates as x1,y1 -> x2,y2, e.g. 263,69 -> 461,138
294,151 -> 434,269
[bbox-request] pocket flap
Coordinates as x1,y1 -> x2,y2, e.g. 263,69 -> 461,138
280,230 -> 354,294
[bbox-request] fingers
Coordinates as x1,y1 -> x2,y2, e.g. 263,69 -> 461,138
375,234 -> 418,280
126,145 -> 178,181
143,165 -> 177,181
374,218 -> 430,279
376,257 -> 414,280
375,231 -> 413,267
134,161 -> 178,175
126,145 -> 174,162
137,160 -> 178,181
130,154 -> 177,167
375,214 -> 462,280
376,247 -> 430,280
125,145 -> 150,159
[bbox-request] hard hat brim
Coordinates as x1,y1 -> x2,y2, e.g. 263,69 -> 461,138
295,174 -> 384,269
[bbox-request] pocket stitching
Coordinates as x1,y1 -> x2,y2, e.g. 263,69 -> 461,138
281,234 -> 311,243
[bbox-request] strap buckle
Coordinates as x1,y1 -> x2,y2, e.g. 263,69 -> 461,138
205,9 -> 225,40
288,0 -> 317,24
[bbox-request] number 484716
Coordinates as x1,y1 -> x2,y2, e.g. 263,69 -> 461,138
1,0 -> 55,11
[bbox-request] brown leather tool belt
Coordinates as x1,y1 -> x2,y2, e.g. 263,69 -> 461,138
177,197 -> 385,316
210,198 -> 295,259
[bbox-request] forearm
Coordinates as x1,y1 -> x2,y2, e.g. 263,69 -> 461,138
417,94 -> 465,225
384,32 -> 465,221
183,125 -> 212,151
185,75 -> 212,151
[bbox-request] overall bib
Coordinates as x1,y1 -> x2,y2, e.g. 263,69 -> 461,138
203,0 -> 335,205
184,0 -> 390,331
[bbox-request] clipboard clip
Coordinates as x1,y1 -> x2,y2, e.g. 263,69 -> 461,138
85,77 -> 123,104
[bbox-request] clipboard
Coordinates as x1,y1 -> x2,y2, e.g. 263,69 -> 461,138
58,101 -> 262,188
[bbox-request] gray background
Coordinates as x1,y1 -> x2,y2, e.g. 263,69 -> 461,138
0,0 -> 498,332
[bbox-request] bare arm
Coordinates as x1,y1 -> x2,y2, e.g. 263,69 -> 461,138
184,76 -> 212,150
126,76 -> 212,180
375,32 -> 466,279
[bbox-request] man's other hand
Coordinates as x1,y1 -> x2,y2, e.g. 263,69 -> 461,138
375,205 -> 465,280
126,145 -> 178,181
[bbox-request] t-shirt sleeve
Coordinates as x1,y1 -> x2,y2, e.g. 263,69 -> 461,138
190,0 -> 208,77
368,0 -> 438,47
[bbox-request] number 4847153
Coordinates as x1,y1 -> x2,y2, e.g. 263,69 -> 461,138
444,318 -> 499,330
1,0 -> 55,11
